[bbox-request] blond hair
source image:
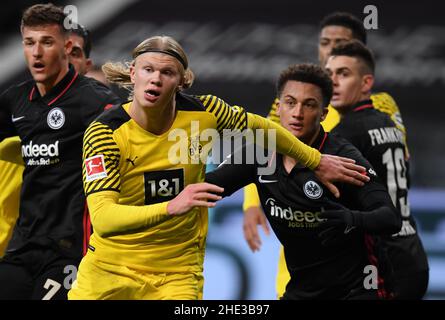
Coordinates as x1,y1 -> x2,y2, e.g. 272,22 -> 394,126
102,36 -> 194,94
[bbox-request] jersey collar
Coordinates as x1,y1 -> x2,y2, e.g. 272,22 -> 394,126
351,99 -> 374,112
29,64 -> 79,106
311,126 -> 328,151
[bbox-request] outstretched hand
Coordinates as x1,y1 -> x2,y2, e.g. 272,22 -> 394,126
167,182 -> 224,215
318,203 -> 361,246
243,206 -> 270,252
314,154 -> 369,198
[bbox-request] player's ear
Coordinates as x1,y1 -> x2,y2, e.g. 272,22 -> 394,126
276,101 -> 281,116
130,63 -> 136,84
362,74 -> 374,94
64,38 -> 73,56
320,106 -> 329,121
85,59 -> 93,73
176,71 -> 186,92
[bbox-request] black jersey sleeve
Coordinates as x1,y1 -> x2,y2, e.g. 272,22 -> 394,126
332,122 -> 365,153
0,88 -> 17,141
205,144 -> 257,197
80,78 -> 122,127
335,143 -> 402,234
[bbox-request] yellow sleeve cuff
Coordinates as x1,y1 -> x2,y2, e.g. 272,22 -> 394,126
0,136 -> 24,165
243,183 -> 261,211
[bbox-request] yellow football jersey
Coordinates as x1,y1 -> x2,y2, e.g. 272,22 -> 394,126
82,95 -> 248,273
0,137 -> 24,256
275,246 -> 288,299
244,92 -> 408,298
80,92 -> 320,276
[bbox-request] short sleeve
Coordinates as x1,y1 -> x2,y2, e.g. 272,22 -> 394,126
198,95 -> 248,133
83,121 -> 121,196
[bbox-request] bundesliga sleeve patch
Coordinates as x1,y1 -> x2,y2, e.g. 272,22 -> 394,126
85,155 -> 107,182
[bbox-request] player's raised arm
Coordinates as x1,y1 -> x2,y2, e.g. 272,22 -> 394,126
247,112 -> 369,197
199,94 -> 369,198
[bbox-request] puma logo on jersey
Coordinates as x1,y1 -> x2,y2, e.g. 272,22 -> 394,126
126,156 -> 138,166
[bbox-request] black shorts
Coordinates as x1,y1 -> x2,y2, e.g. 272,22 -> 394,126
0,244 -> 81,300
392,270 -> 429,300
281,285 -> 380,300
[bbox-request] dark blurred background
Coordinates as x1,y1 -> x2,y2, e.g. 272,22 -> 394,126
1,0 -> 444,299
2,0 -> 444,187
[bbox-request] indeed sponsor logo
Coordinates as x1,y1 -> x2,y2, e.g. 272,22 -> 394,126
265,198 -> 324,225
22,140 -> 60,158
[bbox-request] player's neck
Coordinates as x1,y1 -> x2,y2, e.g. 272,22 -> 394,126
338,94 -> 372,117
129,99 -> 176,135
35,64 -> 70,97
